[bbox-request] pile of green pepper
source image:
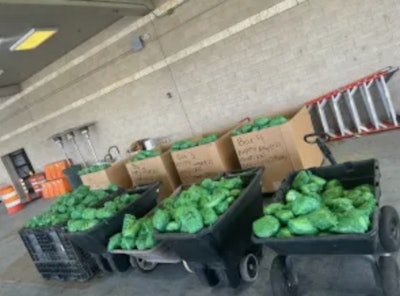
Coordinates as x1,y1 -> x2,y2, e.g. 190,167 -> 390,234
78,163 -> 111,176
171,133 -> 218,151
232,116 -> 288,136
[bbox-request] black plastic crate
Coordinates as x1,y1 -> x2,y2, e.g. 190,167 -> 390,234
20,226 -> 80,262
18,189 -> 125,281
19,188 -> 123,261
154,168 -> 264,287
35,255 -> 98,282
253,159 -> 384,255
19,226 -> 99,281
68,183 -> 160,255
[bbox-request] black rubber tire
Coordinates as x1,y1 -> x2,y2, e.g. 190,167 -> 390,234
379,256 -> 399,296
379,206 -> 400,253
270,256 -> 298,296
240,253 -> 259,282
194,267 -> 228,288
134,258 -> 158,273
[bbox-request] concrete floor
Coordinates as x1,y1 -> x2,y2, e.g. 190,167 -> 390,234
1,130 -> 400,296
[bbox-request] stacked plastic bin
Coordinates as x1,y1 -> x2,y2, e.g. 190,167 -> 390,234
42,160 -> 72,198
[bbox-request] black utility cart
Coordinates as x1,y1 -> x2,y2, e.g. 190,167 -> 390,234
253,133 -> 400,296
155,168 -> 265,288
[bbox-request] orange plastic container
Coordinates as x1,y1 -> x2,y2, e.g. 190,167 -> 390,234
42,177 -> 72,199
44,160 -> 71,181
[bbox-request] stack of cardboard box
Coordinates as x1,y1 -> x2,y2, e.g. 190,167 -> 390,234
79,106 -> 323,197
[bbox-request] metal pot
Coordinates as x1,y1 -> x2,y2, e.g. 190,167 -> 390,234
143,138 -> 157,151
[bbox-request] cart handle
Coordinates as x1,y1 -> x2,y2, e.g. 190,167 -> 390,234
239,117 -> 251,124
303,132 -> 337,165
304,132 -> 330,144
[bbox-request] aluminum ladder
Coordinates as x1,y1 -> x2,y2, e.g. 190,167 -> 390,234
306,66 -> 399,140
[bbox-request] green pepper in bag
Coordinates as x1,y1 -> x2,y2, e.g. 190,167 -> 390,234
288,216 -> 318,235
197,133 -> 218,146
325,198 -> 354,213
325,179 -> 342,190
122,214 -> 136,235
274,209 -> 294,224
67,219 -> 99,232
253,215 -> 280,238
357,199 -> 377,216
269,115 -> 288,126
214,200 -> 229,215
264,203 -> 285,215
175,206 -> 204,234
276,227 -> 293,238
152,209 -> 171,232
96,208 -> 116,220
121,237 -> 136,250
135,220 -> 157,250
107,233 -> 122,251
292,171 -> 311,189
200,208 -> 218,226
165,221 -> 181,232
285,190 -> 302,203
306,208 -> 338,231
330,210 -> 370,234
291,196 -> 321,216
254,117 -> 270,128
82,208 -> 97,220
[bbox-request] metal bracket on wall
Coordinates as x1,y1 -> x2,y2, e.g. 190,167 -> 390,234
306,66 -> 400,141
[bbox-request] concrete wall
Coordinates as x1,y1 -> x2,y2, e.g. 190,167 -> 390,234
1,0 -> 400,183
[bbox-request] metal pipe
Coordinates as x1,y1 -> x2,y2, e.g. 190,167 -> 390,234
80,128 -> 99,162
66,133 -> 87,168
53,137 -> 72,166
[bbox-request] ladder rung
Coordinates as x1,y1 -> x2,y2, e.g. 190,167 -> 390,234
330,94 -> 352,136
360,83 -> 386,129
344,89 -> 369,133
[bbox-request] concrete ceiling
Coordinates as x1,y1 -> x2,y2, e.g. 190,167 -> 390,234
0,1 -> 154,91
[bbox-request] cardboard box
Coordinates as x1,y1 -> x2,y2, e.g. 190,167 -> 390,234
125,149 -> 181,199
231,106 -> 323,192
80,160 -> 132,190
171,128 -> 241,185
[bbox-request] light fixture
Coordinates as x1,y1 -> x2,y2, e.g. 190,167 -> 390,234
0,69 -> 3,76
10,28 -> 58,51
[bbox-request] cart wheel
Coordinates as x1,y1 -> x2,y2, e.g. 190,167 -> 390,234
182,260 -> 194,273
379,256 -> 399,296
271,256 -> 298,296
240,253 -> 259,282
379,206 -> 400,253
134,258 -> 158,273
